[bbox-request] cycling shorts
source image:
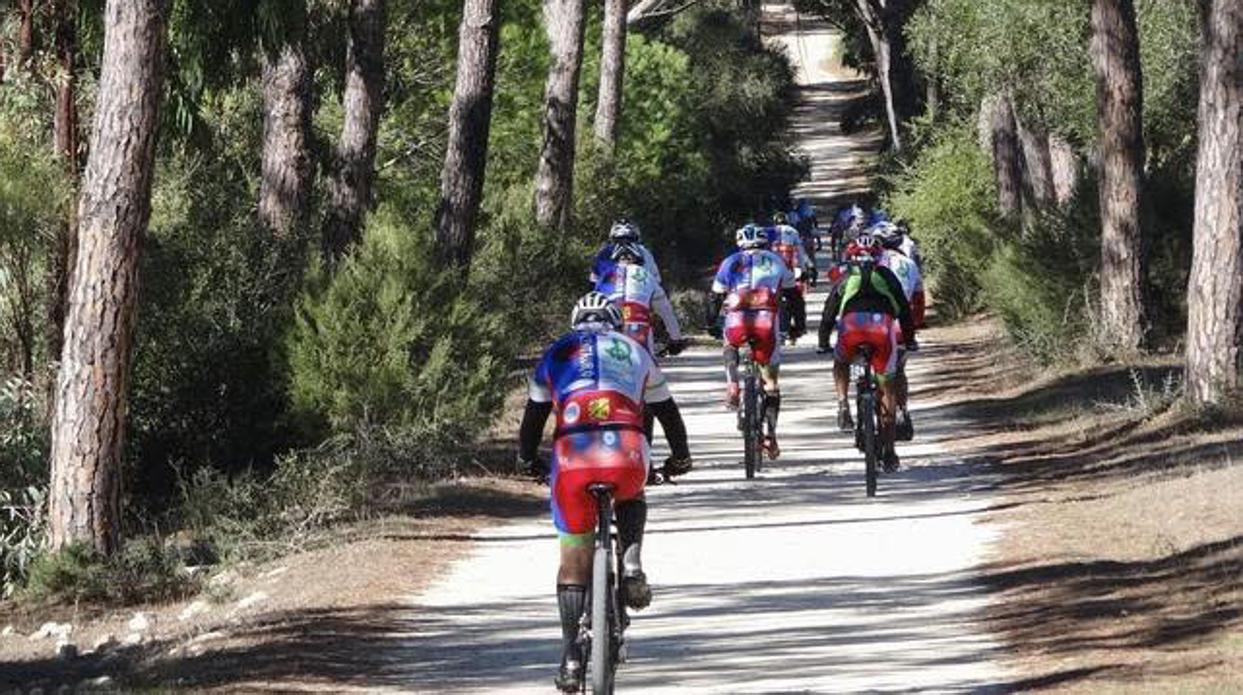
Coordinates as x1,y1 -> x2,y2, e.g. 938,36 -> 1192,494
835,312 -> 899,379
551,428 -> 648,537
724,310 -> 781,365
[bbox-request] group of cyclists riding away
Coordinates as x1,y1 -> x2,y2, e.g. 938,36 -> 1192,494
516,201 -> 925,692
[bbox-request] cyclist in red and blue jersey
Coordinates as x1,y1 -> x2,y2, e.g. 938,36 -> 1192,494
518,292 -> 692,692
594,241 -> 686,355
818,234 -> 916,472
589,219 -> 662,286
706,224 -> 806,459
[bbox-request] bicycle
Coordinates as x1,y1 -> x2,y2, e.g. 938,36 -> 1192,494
851,345 -> 880,497
736,343 -> 764,480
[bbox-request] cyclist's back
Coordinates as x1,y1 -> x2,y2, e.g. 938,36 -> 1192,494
594,247 -> 683,350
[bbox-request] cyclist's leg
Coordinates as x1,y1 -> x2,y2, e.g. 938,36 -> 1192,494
870,318 -> 901,466
834,315 -> 859,429
752,312 -> 783,456
551,451 -> 594,688
722,311 -> 746,406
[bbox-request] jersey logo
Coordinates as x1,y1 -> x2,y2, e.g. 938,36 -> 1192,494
564,402 -> 581,424
605,337 -> 633,364
588,397 -> 612,421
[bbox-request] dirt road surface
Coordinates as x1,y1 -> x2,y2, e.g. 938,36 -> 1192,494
396,6 -> 1008,693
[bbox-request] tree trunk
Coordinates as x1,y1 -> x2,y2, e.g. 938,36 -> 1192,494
47,0 -> 81,368
988,92 -> 1023,220
854,0 -> 902,152
1092,0 -> 1146,352
435,0 -> 500,268
47,0 -> 168,554
594,0 -> 627,149
1186,0 -> 1243,406
18,0 -> 35,66
533,0 -> 586,231
259,40 -> 313,239
322,0 -> 386,266
1017,118 -> 1055,207
1049,134 -> 1081,206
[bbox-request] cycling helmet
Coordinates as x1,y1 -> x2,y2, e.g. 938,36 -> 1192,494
846,233 -> 883,262
735,224 -> 769,250
610,241 -> 645,264
772,211 -> 789,225
848,204 -> 868,228
571,291 -> 623,329
873,221 -> 902,249
609,219 -> 640,242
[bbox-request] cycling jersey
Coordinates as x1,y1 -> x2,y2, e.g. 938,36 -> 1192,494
711,249 -> 796,312
594,262 -> 683,349
881,250 -> 923,304
769,224 -> 813,279
898,235 -> 922,269
819,263 -> 915,351
590,243 -> 662,285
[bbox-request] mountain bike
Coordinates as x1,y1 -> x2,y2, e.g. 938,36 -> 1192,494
736,342 -> 764,480
852,345 -> 880,497
579,482 -> 627,694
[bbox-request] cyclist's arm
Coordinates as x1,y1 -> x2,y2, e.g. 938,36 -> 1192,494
819,288 -> 842,350
518,399 -> 552,461
648,397 -> 690,460
652,285 -> 683,342
707,291 -> 726,328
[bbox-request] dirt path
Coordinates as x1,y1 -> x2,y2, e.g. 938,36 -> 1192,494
391,6 -> 1007,692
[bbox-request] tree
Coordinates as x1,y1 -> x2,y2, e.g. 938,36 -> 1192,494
322,0 -> 386,265
258,34 -> 313,239
1092,0 -> 1146,352
594,0 -> 627,148
1185,0 -> 1243,406
982,92 -> 1022,219
48,0 -> 169,553
47,0 -> 82,365
18,0 -> 35,66
435,0 -> 500,267
533,0 -> 587,230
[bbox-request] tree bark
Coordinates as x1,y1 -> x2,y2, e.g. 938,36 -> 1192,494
533,0 -> 587,231
47,0 -> 81,367
259,40 -> 313,239
988,92 -> 1023,220
1186,0 -> 1243,406
594,0 -> 627,149
1049,134 -> 1081,206
1017,118 -> 1055,208
853,0 -> 902,152
18,0 -> 35,66
48,0 -> 168,554
1092,0 -> 1146,352
322,0 -> 386,266
435,0 -> 500,267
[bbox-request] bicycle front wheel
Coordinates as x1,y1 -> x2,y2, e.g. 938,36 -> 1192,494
590,544 -> 613,694
860,392 -> 878,497
743,374 -> 759,479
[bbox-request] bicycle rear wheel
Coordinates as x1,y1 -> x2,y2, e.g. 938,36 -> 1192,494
743,373 -> 759,479
860,392 -> 878,497
590,543 -> 613,693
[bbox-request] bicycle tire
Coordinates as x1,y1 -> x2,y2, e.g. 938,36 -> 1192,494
590,544 -> 613,694
861,392 -> 878,497
743,374 -> 758,479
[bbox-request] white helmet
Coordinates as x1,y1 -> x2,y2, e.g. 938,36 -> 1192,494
609,220 -> 640,242
571,292 -> 622,329
735,224 -> 769,250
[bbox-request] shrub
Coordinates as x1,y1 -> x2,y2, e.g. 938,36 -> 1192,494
0,485 -> 47,598
23,538 -> 196,606
886,124 -> 998,317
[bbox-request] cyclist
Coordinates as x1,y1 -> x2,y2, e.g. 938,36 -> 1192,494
818,234 -> 916,472
518,292 -> 693,692
590,219 -> 662,286
770,213 -> 814,344
594,241 -> 686,355
875,222 -> 925,441
706,224 -> 806,459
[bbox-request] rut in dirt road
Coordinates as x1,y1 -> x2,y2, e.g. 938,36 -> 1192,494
394,7 -> 1008,694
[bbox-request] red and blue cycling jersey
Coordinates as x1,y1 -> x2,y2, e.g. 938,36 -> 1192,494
711,249 -> 796,312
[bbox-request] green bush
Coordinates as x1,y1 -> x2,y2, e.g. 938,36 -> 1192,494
289,205 -> 512,436
23,538 -> 196,606
886,124 -> 998,317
